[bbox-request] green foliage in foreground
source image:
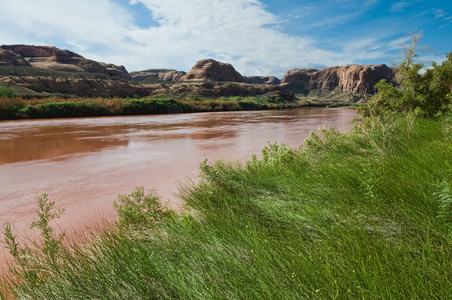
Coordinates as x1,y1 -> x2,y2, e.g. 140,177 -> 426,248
363,33 -> 452,117
2,112 -> 452,299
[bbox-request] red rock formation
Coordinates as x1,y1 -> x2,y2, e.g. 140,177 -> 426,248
0,45 -> 130,79
281,64 -> 395,94
0,49 -> 32,66
99,63 -> 132,80
180,59 -> 244,82
130,69 -> 186,82
144,81 -> 290,99
0,75 -> 152,98
0,45 -> 83,58
244,76 -> 281,85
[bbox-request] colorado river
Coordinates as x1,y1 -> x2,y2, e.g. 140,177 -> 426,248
0,107 -> 356,234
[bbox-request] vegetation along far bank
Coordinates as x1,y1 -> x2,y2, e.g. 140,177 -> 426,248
0,91 -> 355,120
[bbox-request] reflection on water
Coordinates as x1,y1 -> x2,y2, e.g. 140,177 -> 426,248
0,107 -> 356,233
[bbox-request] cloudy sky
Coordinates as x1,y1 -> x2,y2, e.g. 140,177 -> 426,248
1,0 -> 451,78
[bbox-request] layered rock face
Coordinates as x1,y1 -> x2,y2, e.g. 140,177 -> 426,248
146,81 -> 291,99
281,64 -> 395,94
0,45 -> 130,79
130,69 -> 186,82
244,76 -> 281,85
0,49 -> 32,66
99,63 -> 132,80
0,75 -> 151,98
180,59 -> 244,82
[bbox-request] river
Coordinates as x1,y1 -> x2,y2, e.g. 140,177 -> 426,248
0,107 -> 356,236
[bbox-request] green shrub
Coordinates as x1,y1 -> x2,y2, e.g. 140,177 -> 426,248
363,33 -> 452,117
113,187 -> 173,229
15,102 -> 110,118
0,86 -> 17,98
122,98 -> 193,115
434,180 -> 452,235
3,194 -> 66,289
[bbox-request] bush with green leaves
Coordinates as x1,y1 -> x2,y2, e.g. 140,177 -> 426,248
363,33 -> 452,117
3,194 -> 66,291
113,186 -> 173,229
0,86 -> 16,98
434,179 -> 452,235
121,98 -> 193,115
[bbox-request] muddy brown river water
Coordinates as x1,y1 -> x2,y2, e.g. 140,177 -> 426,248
0,107 -> 356,240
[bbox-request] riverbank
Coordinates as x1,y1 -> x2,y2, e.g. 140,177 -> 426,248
0,95 -> 356,120
2,110 -> 451,298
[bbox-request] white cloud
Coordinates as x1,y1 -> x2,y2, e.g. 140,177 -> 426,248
119,0 -> 351,76
433,8 -> 446,19
389,2 -> 409,12
2,0 -> 134,43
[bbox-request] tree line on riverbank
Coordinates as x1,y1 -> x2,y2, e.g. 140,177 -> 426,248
1,37 -> 451,299
0,92 -> 353,120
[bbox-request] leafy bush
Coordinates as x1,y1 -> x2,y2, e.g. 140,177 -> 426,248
363,33 -> 452,117
434,180 -> 452,235
3,194 -> 66,289
0,86 -> 17,98
122,98 -> 193,115
113,187 -> 173,229
16,102 -> 110,118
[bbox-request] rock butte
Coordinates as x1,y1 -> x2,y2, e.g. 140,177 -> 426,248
280,64 -> 395,94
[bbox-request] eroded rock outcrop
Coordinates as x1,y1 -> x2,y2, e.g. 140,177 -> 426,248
244,76 -> 281,85
130,69 -> 186,82
180,59 -> 244,82
281,64 -> 395,94
0,45 -> 130,79
0,49 -> 32,66
99,63 -> 132,80
0,75 -> 152,98
144,81 -> 292,100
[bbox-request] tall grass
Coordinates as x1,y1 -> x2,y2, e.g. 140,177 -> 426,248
2,112 -> 451,299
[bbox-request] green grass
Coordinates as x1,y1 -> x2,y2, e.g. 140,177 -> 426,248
2,112 -> 451,299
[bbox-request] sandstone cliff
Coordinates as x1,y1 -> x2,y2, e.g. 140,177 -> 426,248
0,45 -> 130,79
244,76 -> 281,85
281,64 -> 395,94
0,49 -> 32,66
144,81 -> 292,100
180,59 -> 244,82
0,75 -> 152,98
99,63 -> 132,80
130,69 -> 186,82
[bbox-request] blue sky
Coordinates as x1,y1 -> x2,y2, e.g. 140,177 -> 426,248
1,0 -> 451,78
